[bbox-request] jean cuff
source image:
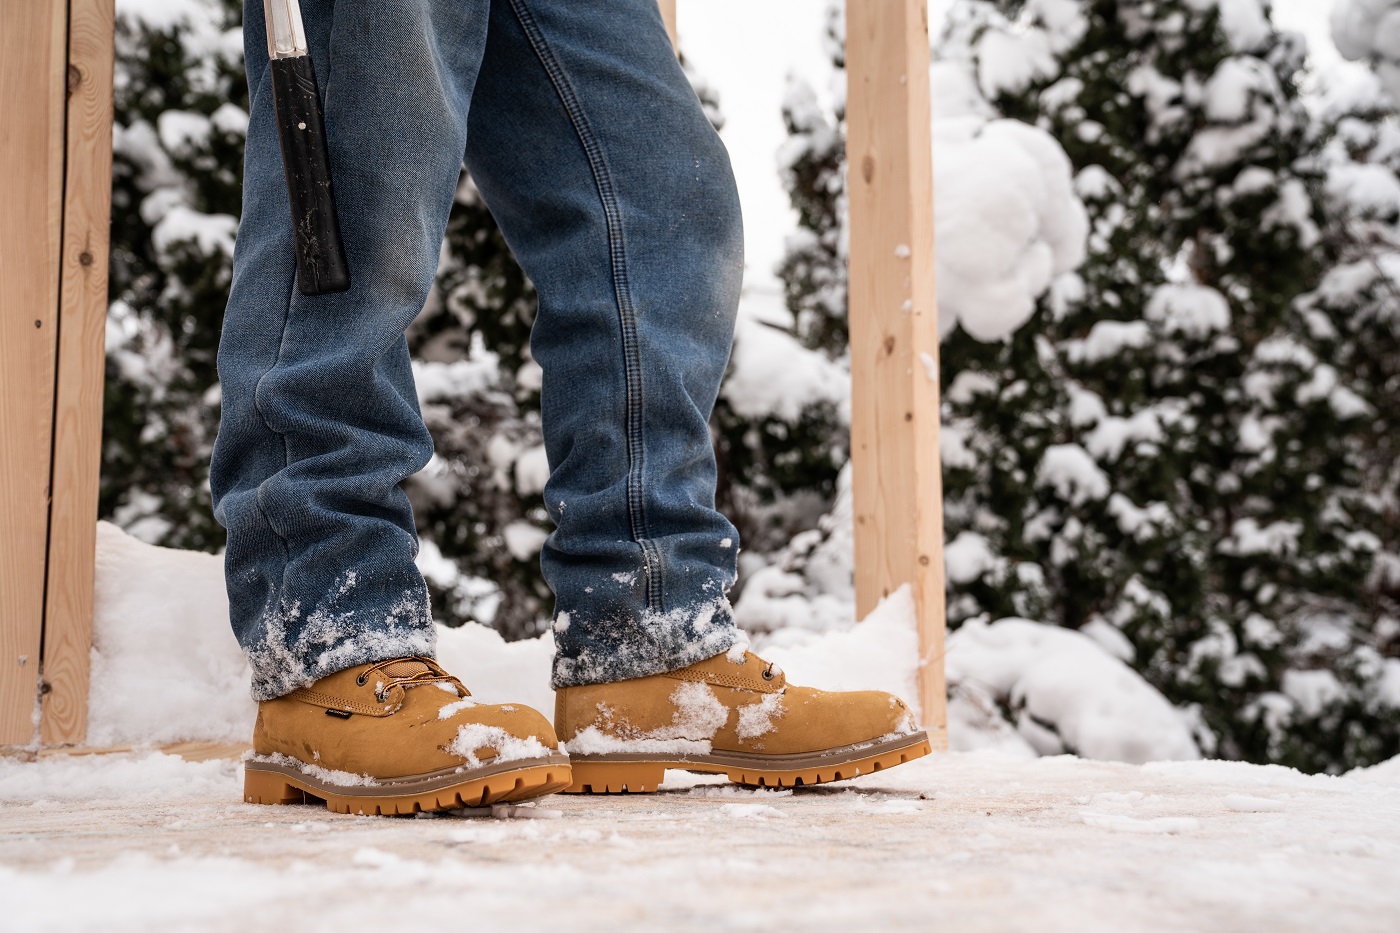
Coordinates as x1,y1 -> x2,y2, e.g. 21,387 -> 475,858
550,597 -> 744,688
246,597 -> 438,701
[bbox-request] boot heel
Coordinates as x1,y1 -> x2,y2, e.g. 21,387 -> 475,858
564,760 -> 667,794
243,767 -> 307,805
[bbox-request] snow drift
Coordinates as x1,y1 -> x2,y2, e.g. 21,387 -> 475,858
87,522 -> 1202,766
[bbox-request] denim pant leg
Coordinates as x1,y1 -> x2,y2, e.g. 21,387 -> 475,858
464,0 -> 746,687
211,0 -> 489,699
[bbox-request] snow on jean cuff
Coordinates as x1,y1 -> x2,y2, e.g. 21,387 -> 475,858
550,598 -> 744,689
245,591 -> 437,701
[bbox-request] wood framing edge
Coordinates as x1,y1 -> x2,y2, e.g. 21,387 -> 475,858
843,0 -> 948,734
657,0 -> 678,51
0,0 -> 68,747
40,0 -> 116,746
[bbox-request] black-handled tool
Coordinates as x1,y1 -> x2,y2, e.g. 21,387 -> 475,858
265,0 -> 350,294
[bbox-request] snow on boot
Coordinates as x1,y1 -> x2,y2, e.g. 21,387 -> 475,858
244,656 -> 571,814
555,650 -> 931,792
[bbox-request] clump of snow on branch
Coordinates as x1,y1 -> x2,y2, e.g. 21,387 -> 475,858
723,292 -> 849,423
932,64 -> 1089,342
1333,0 -> 1400,103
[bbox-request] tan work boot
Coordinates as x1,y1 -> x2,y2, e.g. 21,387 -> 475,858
555,649 -> 931,792
244,656 -> 571,814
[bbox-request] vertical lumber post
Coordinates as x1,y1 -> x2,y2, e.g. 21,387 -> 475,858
41,0 -> 115,745
657,0 -> 678,50
0,0 -> 112,747
0,0 -> 68,745
845,0 -> 947,743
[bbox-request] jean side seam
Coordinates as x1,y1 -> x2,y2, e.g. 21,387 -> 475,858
249,66 -> 297,573
507,0 -> 663,611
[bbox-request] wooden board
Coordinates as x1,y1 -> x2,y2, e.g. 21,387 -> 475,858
0,0 -> 68,746
658,0 -> 678,50
28,740 -> 250,763
844,0 -> 948,741
41,0 -> 115,746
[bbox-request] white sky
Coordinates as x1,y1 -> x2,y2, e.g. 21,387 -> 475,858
679,0 -> 1342,292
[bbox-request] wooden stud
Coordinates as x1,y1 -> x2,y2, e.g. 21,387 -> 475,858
657,0 -> 678,51
0,0 -> 68,746
41,0 -> 115,746
845,0 -> 947,743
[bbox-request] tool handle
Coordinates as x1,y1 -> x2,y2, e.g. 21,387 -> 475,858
269,55 -> 350,295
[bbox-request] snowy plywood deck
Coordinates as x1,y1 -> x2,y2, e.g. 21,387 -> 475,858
2,750 -> 1398,932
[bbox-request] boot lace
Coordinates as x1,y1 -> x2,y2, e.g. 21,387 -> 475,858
354,656 -> 466,702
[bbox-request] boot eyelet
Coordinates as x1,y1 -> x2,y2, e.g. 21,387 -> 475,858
356,673 -> 368,686
762,669 -> 775,681
375,689 -> 387,703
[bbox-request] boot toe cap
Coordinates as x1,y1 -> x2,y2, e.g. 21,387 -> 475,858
445,702 -> 561,766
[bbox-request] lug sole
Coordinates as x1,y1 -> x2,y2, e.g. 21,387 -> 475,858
563,732 -> 932,794
243,756 -> 573,815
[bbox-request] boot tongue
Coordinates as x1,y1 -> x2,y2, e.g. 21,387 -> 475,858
378,659 -> 436,680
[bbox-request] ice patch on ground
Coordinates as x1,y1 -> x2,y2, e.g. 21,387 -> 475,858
1223,794 -> 1286,812
717,803 -> 787,820
1080,813 -> 1201,834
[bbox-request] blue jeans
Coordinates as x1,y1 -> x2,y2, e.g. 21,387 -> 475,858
211,0 -> 744,700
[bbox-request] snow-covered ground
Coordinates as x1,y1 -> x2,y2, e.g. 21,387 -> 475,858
1,522 -> 1393,930
3,748 -> 1398,932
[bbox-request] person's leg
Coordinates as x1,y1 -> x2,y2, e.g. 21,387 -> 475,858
221,0 -> 570,814
464,0 -> 746,689
212,0 -> 487,700
465,0 -> 930,791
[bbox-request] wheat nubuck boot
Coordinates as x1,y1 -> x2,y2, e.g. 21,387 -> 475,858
244,657 -> 571,814
555,649 -> 931,792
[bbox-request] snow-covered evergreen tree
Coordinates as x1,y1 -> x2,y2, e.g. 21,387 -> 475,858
1333,0 -> 1400,104
954,0 -> 1400,772
759,0 -> 1400,772
104,0 -> 245,550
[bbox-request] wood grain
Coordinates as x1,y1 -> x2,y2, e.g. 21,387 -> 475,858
41,0 -> 116,746
657,0 -> 678,50
30,741 -> 249,763
0,0 -> 68,746
844,0 -> 948,739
